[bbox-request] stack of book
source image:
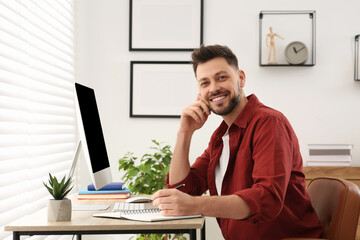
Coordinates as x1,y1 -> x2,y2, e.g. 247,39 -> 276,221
78,182 -> 131,200
307,144 -> 353,166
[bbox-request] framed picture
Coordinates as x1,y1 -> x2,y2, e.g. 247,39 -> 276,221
129,0 -> 204,51
355,35 -> 360,81
259,11 -> 316,66
130,61 -> 198,118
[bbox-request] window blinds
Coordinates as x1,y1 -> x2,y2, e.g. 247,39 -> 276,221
0,1 -> 76,239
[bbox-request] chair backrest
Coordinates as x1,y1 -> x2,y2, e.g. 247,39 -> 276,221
307,177 -> 360,240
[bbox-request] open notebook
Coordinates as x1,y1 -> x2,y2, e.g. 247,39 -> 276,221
93,209 -> 201,222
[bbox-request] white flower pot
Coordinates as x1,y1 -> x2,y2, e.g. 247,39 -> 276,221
47,198 -> 72,222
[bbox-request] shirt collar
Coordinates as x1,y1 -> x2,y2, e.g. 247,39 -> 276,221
232,94 -> 260,128
214,94 -> 260,138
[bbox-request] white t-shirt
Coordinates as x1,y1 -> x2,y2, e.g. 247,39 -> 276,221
215,130 -> 230,195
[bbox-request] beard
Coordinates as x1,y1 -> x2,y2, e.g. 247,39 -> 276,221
208,85 -> 241,116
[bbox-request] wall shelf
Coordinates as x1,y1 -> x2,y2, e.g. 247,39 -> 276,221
259,10 -> 316,67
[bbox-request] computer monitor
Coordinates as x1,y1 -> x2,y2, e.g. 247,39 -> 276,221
70,82 -> 112,190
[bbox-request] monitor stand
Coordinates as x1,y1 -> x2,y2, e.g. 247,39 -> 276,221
69,140 -> 82,180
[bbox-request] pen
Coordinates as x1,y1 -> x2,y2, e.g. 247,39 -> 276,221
174,184 -> 185,190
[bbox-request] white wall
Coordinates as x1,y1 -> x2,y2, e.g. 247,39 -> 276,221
77,0 -> 360,239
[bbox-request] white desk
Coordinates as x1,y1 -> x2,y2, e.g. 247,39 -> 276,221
5,198 -> 205,240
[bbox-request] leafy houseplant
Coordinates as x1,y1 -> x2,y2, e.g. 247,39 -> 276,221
119,140 -> 172,195
43,173 -> 73,222
119,140 -> 187,240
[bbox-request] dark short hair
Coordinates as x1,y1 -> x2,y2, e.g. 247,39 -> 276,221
191,44 -> 239,74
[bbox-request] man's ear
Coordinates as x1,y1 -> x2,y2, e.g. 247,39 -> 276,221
238,70 -> 246,87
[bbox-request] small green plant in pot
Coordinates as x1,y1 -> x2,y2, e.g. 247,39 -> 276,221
119,140 -> 187,240
43,173 -> 73,222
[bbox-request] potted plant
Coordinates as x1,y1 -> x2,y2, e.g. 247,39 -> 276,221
43,173 -> 73,222
119,140 -> 187,240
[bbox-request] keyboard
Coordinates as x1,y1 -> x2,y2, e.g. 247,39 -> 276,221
112,202 -> 158,212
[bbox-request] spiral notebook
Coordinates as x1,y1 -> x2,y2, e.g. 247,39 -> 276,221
93,209 -> 201,222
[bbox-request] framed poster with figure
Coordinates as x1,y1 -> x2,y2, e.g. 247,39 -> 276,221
129,0 -> 204,51
130,61 -> 198,118
259,10 -> 316,66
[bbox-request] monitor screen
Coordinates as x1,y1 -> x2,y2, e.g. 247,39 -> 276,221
74,83 -> 112,190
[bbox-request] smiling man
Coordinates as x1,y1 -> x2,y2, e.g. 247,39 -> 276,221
152,45 -> 322,240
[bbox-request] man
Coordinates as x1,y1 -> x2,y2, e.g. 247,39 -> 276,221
152,45 -> 322,240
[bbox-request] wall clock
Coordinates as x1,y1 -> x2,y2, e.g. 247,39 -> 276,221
285,41 -> 308,65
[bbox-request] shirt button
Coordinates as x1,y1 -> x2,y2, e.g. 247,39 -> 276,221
253,219 -> 259,224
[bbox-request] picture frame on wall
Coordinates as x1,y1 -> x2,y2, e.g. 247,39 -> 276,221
129,0 -> 204,51
259,10 -> 316,66
355,35 -> 360,81
130,61 -> 198,118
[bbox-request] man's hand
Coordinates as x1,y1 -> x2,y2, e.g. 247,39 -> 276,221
179,94 -> 211,134
152,189 -> 251,219
151,189 -> 198,216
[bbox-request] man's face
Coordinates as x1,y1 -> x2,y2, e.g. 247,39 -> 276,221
196,57 -> 243,116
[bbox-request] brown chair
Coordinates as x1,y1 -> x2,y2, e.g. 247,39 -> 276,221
284,177 -> 360,240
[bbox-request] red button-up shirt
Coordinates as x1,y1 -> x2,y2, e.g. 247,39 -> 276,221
168,94 -> 322,240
